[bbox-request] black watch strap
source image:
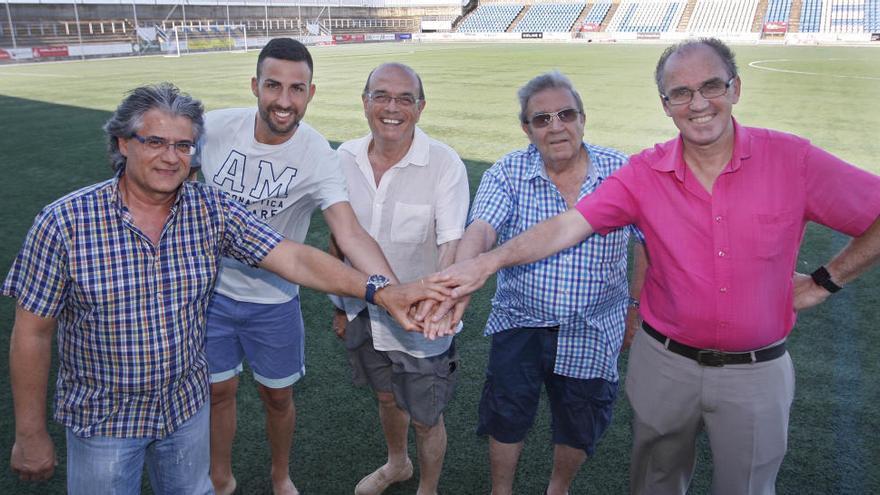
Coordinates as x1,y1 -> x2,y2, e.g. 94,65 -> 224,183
810,266 -> 842,293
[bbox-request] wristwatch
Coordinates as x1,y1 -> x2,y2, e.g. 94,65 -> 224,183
810,266 -> 842,293
365,274 -> 392,305
628,297 -> 640,309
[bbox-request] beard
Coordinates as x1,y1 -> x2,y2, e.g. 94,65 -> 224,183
258,104 -> 302,137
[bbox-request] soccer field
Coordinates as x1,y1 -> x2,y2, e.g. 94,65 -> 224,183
0,42 -> 878,494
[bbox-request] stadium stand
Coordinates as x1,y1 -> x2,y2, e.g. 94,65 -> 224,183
606,1 -> 687,32
800,0 -> 824,31
687,0 -> 760,32
584,0 -> 614,23
0,1 -> 448,52
513,3 -> 585,32
458,4 -> 524,32
829,0 -> 865,32
868,0 -> 880,31
765,0 -> 794,22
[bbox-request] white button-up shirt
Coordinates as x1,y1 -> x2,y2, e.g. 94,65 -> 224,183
336,127 -> 470,357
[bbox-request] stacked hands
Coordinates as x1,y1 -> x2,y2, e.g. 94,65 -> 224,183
335,257 -> 493,341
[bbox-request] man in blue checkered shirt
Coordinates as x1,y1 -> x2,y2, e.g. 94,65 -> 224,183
440,72 -> 647,495
2,83 -> 441,494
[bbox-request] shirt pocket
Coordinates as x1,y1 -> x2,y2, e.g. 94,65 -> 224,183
390,202 -> 434,244
752,211 -> 800,260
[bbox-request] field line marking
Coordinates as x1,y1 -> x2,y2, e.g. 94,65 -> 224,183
748,59 -> 880,81
0,72 -> 83,78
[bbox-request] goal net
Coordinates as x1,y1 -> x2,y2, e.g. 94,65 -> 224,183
161,24 -> 248,56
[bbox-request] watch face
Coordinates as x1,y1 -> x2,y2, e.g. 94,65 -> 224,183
367,274 -> 390,288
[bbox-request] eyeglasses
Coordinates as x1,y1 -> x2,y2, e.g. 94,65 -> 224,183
661,77 -> 735,106
526,108 -> 581,128
365,91 -> 420,107
131,133 -> 197,156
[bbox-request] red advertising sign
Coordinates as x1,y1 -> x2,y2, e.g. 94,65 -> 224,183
763,22 -> 788,33
0,49 -> 10,60
332,34 -> 365,43
581,22 -> 600,32
33,45 -> 70,57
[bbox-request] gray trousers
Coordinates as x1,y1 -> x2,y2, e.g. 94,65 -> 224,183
626,329 -> 795,495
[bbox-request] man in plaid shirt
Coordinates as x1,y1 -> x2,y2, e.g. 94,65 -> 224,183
427,72 -> 647,495
3,83 -> 441,494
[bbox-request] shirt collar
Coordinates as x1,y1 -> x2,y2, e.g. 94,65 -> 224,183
111,167 -> 187,217
651,117 -> 752,181
355,126 -> 430,172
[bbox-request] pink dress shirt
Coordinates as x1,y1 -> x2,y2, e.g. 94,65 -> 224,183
576,119 -> 880,351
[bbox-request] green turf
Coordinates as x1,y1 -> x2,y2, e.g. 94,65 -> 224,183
0,42 -> 878,494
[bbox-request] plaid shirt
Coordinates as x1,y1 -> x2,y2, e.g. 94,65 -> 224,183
471,142 -> 642,381
2,176 -> 282,438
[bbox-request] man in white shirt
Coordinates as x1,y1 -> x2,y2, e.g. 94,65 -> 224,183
199,39 -> 398,495
331,63 -> 469,495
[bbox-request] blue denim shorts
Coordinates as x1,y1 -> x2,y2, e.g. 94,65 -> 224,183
205,293 -> 305,388
476,326 -> 619,456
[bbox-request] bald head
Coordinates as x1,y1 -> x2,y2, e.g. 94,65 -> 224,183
654,37 -> 738,94
363,63 -> 425,101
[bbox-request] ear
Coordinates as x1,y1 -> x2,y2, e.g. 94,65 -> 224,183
660,96 -> 672,117
307,83 -> 316,103
118,136 -> 129,157
521,122 -> 533,140
413,99 -> 426,123
251,77 -> 259,98
730,76 -> 741,104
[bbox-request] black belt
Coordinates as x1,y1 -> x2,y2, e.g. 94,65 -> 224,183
642,322 -> 786,367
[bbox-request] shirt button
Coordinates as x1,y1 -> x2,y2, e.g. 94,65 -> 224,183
715,216 -> 722,222
719,287 -> 728,293
718,250 -> 726,257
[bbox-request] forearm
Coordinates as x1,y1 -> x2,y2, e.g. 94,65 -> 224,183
481,209 -> 593,274
826,215 -> 880,285
335,227 -> 399,283
328,234 -> 343,261
10,307 -> 55,437
454,220 -> 497,263
437,240 -> 460,270
261,240 -> 368,298
630,241 -> 648,299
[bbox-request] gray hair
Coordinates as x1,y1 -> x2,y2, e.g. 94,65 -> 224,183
103,82 -> 205,172
654,37 -> 738,94
517,71 -> 584,124
362,62 -> 425,101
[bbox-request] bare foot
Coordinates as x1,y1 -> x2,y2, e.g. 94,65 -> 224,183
273,476 -> 299,495
213,476 -> 237,495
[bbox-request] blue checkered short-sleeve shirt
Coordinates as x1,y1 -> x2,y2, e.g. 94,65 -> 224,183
2,176 -> 283,438
470,143 -> 642,381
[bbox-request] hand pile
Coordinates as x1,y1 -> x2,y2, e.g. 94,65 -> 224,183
372,257 -> 494,340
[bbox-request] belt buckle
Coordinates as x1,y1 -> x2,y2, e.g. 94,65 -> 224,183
697,349 -> 725,367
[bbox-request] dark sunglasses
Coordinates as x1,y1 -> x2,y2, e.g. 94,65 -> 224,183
526,108 -> 581,128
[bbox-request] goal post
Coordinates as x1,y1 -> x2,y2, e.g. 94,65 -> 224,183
162,23 -> 248,56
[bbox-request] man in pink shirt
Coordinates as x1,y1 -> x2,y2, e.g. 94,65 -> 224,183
429,38 -> 880,494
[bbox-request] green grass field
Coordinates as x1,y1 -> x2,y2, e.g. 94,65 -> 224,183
0,42 -> 879,494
